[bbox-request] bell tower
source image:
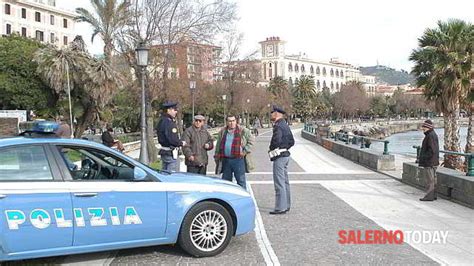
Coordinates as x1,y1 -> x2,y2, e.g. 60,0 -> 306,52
259,37 -> 285,81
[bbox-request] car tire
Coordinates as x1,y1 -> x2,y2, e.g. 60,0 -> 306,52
178,201 -> 234,257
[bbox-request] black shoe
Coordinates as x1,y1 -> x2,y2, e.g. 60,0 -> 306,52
269,210 -> 288,215
419,197 -> 434,201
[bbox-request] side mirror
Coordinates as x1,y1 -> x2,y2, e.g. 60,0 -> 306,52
133,167 -> 148,181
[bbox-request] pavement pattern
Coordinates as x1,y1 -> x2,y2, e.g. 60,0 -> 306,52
8,127 -> 473,265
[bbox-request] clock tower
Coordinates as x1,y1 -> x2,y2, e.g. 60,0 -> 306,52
259,37 -> 285,81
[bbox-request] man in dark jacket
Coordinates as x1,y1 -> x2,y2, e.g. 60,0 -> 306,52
156,101 -> 186,171
418,120 -> 439,201
182,115 -> 214,175
268,106 -> 295,214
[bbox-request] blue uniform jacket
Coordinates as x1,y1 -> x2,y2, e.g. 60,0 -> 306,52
156,113 -> 181,148
269,118 -> 295,160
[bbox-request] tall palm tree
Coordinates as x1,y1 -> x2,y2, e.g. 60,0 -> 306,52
34,37 -> 121,137
410,19 -> 473,169
267,76 -> 288,98
292,75 -> 317,122
75,0 -> 131,61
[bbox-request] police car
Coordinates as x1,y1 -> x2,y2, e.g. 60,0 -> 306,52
0,121 -> 255,261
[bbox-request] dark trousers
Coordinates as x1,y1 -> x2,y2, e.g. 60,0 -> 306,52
222,158 -> 246,189
187,165 -> 207,175
423,166 -> 437,199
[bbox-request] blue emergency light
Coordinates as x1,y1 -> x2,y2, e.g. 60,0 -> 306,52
19,120 -> 59,136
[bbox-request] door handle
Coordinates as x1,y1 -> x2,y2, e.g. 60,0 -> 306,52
74,192 -> 98,197
0,194 -> 6,199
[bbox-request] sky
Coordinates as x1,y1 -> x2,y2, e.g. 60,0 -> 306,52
59,0 -> 473,71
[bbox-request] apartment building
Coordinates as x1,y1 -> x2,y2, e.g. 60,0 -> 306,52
1,0 -> 76,47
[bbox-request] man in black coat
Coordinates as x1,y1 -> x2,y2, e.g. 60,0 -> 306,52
418,120 -> 439,201
268,106 -> 295,214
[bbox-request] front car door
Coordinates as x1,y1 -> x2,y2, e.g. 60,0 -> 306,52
52,144 -> 167,247
0,144 -> 73,260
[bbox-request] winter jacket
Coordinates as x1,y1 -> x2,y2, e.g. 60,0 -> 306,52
182,126 -> 214,166
419,129 -> 440,167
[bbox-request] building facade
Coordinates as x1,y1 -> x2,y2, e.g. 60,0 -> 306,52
153,39 -> 222,83
1,0 -> 76,47
259,37 -> 375,93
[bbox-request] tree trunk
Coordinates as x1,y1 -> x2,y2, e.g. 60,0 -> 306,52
146,100 -> 157,162
75,105 -> 97,138
466,106 -> 473,153
443,107 -> 462,169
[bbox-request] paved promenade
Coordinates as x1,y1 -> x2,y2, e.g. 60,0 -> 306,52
12,128 -> 474,265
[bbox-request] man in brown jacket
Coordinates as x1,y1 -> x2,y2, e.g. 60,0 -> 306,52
182,115 -> 214,175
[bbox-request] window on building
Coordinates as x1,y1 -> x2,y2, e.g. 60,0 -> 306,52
288,77 -> 293,86
63,36 -> 68,45
5,4 -> 11,15
323,81 -> 326,88
322,67 -> 327,76
288,63 -> 293,72
316,66 -> 320,75
330,68 -> 334,77
50,15 -> 55,25
50,33 -> 55,43
63,18 -> 67,28
301,64 -> 305,73
295,78 -> 299,84
35,12 -> 41,22
317,80 -> 321,89
21,8 -> 27,18
340,70 -> 344,77
336,82 -> 339,91
295,64 -> 299,72
336,69 -> 339,77
36,30 -> 44,41
21,27 -> 27,37
6,24 -> 12,35
310,66 -> 314,74
331,81 -> 334,90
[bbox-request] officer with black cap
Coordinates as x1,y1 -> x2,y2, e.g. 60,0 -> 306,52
156,101 -> 186,171
268,105 -> 295,215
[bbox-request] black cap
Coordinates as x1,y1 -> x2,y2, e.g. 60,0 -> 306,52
162,101 -> 178,110
271,105 -> 286,114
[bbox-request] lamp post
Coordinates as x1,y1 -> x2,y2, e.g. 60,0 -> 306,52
135,42 -> 150,165
267,103 -> 271,128
246,99 -> 250,128
189,80 -> 196,118
222,95 -> 227,125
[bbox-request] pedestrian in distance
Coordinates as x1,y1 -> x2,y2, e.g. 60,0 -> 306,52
156,101 -> 186,172
55,115 -> 72,139
214,114 -> 255,189
101,127 -> 125,152
268,106 -> 295,215
419,119 -> 439,201
182,115 -> 214,175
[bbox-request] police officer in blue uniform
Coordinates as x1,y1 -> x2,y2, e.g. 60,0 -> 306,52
156,101 -> 186,171
268,106 -> 295,215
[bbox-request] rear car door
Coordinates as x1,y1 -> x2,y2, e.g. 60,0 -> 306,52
52,144 -> 167,246
0,144 -> 73,258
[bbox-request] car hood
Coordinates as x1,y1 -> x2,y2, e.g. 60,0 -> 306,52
158,171 -> 244,189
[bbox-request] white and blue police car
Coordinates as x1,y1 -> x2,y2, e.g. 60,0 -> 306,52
0,121 -> 255,261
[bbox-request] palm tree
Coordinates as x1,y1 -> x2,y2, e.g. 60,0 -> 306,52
75,0 -> 131,61
267,76 -> 288,98
292,75 -> 317,122
34,37 -> 121,137
410,19 -> 473,169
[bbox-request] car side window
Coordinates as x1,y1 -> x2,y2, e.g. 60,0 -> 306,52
0,146 -> 54,181
57,146 -> 135,181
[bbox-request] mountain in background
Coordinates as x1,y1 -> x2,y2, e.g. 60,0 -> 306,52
360,65 -> 416,85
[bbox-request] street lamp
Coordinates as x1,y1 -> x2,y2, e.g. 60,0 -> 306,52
190,80 -> 196,118
222,95 -> 227,125
267,103 -> 271,128
246,99 -> 250,128
135,42 -> 150,164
